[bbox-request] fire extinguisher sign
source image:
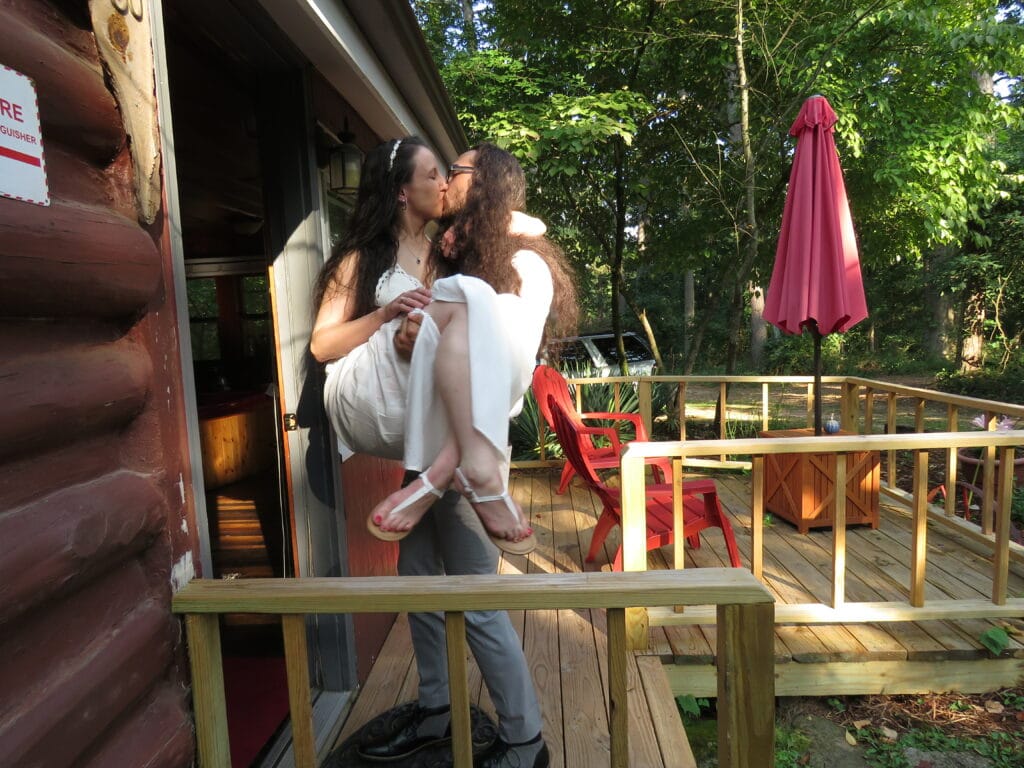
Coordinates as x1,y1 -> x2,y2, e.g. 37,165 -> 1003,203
0,65 -> 49,206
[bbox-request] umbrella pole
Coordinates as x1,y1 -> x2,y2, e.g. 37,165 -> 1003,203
811,321 -> 823,436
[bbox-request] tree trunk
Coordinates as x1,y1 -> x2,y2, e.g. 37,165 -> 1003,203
749,282 -> 766,368
957,71 -> 996,371
611,138 -> 627,373
923,245 -> 956,362
728,0 -> 759,375
683,269 -> 694,360
460,0 -> 477,51
962,288 -> 986,371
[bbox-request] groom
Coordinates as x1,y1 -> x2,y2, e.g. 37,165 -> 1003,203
362,144 -> 553,768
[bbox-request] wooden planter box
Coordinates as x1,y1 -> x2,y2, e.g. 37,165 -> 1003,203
760,428 -> 880,534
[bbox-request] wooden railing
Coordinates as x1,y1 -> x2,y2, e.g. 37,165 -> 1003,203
842,376 -> 1024,536
172,570 -> 775,768
526,374 -> 846,472
534,373 -> 1024,549
619,430 -> 1024,641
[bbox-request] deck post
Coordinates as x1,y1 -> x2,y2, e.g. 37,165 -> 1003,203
607,607 -> 630,768
945,404 -> 959,518
717,602 -> 775,768
672,458 -> 686,572
718,382 -> 728,461
282,615 -> 316,768
185,614 -> 231,768
445,612 -> 474,768
841,381 -> 859,431
621,453 -> 650,649
994,447 -> 1014,605
761,382 -> 769,431
678,382 -> 687,440
831,456 -> 847,608
639,379 -> 652,437
863,387 -> 874,435
751,456 -> 764,579
886,394 -> 897,486
982,419 -> 997,534
911,450 -> 930,607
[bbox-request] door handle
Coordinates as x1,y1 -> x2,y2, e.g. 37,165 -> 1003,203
283,412 -> 299,431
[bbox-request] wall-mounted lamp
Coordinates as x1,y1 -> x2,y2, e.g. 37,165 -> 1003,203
328,126 -> 363,193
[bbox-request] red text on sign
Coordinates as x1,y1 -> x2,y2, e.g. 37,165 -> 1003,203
0,99 -> 25,122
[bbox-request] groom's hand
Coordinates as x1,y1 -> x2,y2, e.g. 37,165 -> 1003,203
394,311 -> 423,360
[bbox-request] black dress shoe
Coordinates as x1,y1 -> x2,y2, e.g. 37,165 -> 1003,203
476,733 -> 549,768
359,703 -> 451,761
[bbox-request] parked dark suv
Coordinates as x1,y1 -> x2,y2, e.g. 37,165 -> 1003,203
549,332 -> 656,377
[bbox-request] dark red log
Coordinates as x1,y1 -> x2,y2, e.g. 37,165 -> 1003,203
0,433 -> 121,511
0,335 -> 152,462
0,5 -> 124,162
79,684 -> 195,768
0,563 -> 174,767
0,198 -> 163,318
43,144 -> 139,219
0,470 -> 165,624
1,0 -> 102,62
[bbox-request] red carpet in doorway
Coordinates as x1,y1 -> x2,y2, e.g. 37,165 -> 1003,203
223,656 -> 290,768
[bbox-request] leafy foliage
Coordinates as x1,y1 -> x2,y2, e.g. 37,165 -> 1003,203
412,0 -> 1024,377
860,725 -> 1024,768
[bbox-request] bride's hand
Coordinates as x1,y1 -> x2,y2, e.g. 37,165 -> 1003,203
382,287 -> 432,321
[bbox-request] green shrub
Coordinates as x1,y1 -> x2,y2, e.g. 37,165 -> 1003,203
934,364 -> 1024,404
509,390 -> 562,461
510,377 -> 646,460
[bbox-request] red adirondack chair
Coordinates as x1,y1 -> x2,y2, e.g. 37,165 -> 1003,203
548,396 -> 742,571
531,364 -> 672,494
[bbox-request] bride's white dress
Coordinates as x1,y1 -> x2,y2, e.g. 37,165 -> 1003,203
322,213 -> 553,469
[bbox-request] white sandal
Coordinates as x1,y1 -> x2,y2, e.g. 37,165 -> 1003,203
367,471 -> 444,542
453,468 -> 537,555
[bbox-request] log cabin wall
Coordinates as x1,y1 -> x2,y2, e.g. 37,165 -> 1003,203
0,2 -> 196,766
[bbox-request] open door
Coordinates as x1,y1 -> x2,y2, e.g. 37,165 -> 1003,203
156,2 -> 354,765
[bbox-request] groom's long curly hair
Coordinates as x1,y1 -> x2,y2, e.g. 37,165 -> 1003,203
429,143 -> 578,346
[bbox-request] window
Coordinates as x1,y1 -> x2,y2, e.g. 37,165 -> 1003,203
188,277 -> 221,361
240,275 -> 269,359
591,334 -> 653,364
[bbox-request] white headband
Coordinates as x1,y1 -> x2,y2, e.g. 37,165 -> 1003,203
387,139 -> 403,172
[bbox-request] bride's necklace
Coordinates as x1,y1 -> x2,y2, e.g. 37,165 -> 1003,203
399,236 -> 428,266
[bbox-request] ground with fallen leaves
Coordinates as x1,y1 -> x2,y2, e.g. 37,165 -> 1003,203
818,688 -> 1024,740
774,689 -> 1024,766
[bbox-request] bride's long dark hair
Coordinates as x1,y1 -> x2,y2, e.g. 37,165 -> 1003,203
312,136 -> 429,320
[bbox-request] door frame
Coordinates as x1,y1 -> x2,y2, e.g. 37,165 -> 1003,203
259,68 -> 355,692
150,0 -> 354,760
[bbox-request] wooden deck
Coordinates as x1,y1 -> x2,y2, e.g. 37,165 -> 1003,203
335,466 -> 1024,765
662,472 -> 1024,696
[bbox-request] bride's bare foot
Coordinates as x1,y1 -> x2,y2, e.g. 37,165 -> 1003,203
367,470 -> 450,542
453,467 -> 536,554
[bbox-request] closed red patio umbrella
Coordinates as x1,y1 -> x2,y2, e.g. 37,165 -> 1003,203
763,95 -> 868,434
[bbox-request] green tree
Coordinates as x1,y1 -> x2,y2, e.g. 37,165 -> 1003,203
412,0 -> 1024,375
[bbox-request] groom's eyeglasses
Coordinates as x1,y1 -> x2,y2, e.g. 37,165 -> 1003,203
447,164 -> 476,181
